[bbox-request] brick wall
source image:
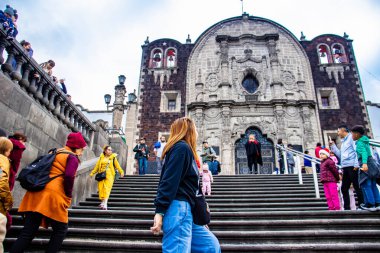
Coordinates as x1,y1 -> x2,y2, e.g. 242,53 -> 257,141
138,39 -> 194,153
301,35 -> 370,139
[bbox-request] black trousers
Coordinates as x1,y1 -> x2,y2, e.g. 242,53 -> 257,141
341,166 -> 364,210
10,212 -> 68,253
279,159 -> 285,174
248,160 -> 258,174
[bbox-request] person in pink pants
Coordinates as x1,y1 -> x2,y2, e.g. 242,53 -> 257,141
319,149 -> 341,210
202,163 -> 213,196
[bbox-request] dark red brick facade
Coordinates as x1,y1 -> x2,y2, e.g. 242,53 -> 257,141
138,39 -> 194,151
301,35 -> 370,139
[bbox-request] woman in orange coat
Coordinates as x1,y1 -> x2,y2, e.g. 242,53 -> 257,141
10,132 -> 87,253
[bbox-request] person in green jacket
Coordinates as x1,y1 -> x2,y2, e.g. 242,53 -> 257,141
351,125 -> 380,211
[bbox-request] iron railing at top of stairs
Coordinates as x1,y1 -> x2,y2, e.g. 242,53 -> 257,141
276,144 -> 322,199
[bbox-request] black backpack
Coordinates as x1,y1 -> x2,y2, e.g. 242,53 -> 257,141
17,148 -> 74,192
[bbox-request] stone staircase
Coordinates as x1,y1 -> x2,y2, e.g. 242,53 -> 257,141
5,175 -> 380,252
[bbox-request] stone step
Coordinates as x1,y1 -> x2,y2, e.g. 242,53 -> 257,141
5,238 -> 380,253
6,227 -> 380,243
113,180 -> 318,185
72,205 -> 328,212
85,196 -> 327,203
9,216 -> 380,231
93,192 -> 324,199
117,175 -> 318,179
66,209 -> 378,220
78,200 -> 328,208
10,209 -> 377,221
108,189 -> 324,194
111,184 -> 320,189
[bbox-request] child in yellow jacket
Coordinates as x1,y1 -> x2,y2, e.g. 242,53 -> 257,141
0,137 -> 13,216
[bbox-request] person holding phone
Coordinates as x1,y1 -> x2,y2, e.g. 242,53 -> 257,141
329,125 -> 364,210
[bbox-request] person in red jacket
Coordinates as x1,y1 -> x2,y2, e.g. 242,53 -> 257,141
7,133 -> 27,230
8,133 -> 27,191
319,148 -> 340,211
315,142 -> 322,173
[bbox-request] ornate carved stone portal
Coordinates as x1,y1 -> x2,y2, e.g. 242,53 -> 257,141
186,16 -> 322,174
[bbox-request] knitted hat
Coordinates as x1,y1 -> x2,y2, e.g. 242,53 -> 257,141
202,163 -> 209,170
4,5 -> 14,16
66,132 -> 87,149
319,148 -> 330,157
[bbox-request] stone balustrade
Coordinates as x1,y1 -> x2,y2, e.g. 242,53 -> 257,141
0,28 -> 95,142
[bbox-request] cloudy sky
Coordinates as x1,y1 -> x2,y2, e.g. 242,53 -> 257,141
7,0 -> 380,136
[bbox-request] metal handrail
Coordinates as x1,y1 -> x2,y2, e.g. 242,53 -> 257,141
276,144 -> 320,199
370,139 -> 380,148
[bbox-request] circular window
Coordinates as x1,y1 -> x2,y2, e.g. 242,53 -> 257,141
242,74 -> 259,93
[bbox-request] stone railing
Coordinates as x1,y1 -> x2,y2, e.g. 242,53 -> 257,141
0,29 -> 95,142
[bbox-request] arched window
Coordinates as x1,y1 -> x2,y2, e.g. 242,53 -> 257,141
331,44 -> 347,64
166,48 -> 176,68
150,49 -> 163,68
242,74 -> 259,93
317,44 -> 332,64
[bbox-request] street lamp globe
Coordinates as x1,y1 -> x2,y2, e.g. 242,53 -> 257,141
128,92 -> 137,103
104,94 -> 111,105
118,75 -> 126,85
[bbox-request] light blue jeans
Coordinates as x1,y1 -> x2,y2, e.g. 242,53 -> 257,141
162,200 -> 221,253
361,178 -> 380,206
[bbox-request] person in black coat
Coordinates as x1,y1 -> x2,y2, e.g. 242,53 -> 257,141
245,134 -> 263,174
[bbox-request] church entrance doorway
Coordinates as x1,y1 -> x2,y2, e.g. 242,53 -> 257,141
235,127 -> 275,174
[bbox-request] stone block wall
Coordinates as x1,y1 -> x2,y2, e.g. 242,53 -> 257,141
109,135 -> 128,172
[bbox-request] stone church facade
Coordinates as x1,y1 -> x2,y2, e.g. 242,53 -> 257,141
125,14 -> 371,175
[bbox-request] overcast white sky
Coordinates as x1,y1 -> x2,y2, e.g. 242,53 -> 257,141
7,0 -> 380,136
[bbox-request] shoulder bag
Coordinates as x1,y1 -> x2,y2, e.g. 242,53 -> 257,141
193,180 -> 211,226
192,159 -> 211,226
95,160 -> 110,181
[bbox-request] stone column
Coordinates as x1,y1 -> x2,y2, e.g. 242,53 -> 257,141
125,102 -> 138,175
195,69 -> 205,102
10,55 -> 24,81
274,105 -> 286,140
53,96 -> 63,116
42,85 -> 51,106
1,46 -> 16,74
221,105 -> 233,174
19,64 -> 32,90
300,106 -> 315,149
48,90 -> 57,111
220,40 -> 229,85
194,108 -> 204,148
267,38 -> 283,99
112,84 -> 126,129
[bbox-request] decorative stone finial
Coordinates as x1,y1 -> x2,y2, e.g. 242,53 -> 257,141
300,31 -> 306,41
144,36 -> 149,45
343,32 -> 349,39
186,34 -> 191,44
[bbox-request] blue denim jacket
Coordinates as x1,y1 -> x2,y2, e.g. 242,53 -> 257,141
331,133 -> 359,168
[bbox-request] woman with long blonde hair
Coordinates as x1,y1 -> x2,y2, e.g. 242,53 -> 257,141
151,117 -> 220,253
